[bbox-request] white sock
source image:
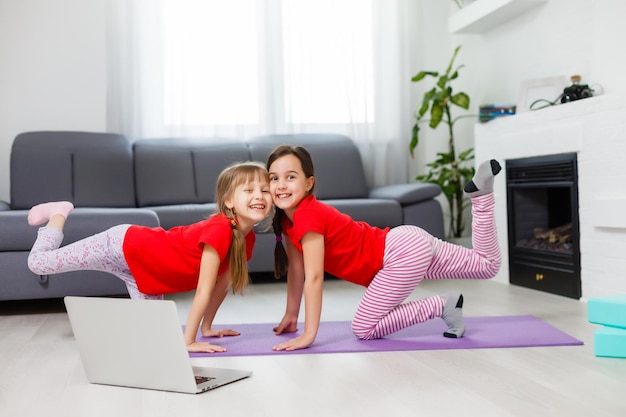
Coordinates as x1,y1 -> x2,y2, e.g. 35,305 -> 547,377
464,159 -> 501,197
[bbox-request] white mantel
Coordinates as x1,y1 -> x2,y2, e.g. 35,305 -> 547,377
475,94 -> 626,300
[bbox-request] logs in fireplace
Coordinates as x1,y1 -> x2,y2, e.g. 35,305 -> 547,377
506,153 -> 581,299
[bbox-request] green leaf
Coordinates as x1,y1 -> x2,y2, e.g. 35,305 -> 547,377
411,71 -> 438,82
450,92 -> 470,109
445,45 -> 462,76
424,87 -> 436,101
434,89 -> 448,103
418,102 -> 429,118
429,104 -> 443,129
450,64 -> 465,81
458,147 -> 474,160
409,124 -> 419,158
436,75 -> 447,90
417,88 -> 436,119
442,183 -> 457,197
436,151 -> 455,164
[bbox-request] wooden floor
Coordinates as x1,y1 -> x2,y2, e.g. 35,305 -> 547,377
1,278 -> 624,417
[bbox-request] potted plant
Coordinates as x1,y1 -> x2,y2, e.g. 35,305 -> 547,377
409,45 -> 476,239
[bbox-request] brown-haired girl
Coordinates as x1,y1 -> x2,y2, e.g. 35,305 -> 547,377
267,145 -> 501,351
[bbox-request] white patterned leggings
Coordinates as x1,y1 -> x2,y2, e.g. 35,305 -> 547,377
27,224 -> 162,300
351,193 -> 501,339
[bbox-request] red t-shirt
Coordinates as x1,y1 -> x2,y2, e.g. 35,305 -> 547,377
283,195 -> 388,287
122,214 -> 255,295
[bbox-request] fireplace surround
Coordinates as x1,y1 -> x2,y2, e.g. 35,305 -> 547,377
475,93 -> 626,300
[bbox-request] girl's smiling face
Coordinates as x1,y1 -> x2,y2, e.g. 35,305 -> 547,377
268,154 -> 315,218
225,173 -> 272,231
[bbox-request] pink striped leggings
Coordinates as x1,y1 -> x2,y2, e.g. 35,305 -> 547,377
351,193 -> 501,339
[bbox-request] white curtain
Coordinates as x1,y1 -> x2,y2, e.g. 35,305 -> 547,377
106,0 -> 423,187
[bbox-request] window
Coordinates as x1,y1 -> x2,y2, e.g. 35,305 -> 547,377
107,0 -> 416,186
163,0 -> 259,125
160,0 -> 374,128
281,1 -> 374,124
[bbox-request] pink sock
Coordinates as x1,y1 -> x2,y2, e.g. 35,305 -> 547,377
27,201 -> 74,226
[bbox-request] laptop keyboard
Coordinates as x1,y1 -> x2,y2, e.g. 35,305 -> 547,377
195,375 -> 216,385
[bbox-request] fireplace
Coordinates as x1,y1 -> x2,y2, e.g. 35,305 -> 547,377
506,153 -> 581,299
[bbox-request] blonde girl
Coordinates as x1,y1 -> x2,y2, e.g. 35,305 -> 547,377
27,161 -> 272,353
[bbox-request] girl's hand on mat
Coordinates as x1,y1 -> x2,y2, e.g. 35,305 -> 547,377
202,328 -> 240,338
273,314 -> 298,335
187,341 -> 227,353
272,334 -> 314,351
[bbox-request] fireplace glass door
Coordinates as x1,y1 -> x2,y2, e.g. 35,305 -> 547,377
506,153 -> 581,299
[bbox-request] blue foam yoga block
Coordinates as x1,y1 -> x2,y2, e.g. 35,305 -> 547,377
588,294 -> 626,329
594,326 -> 626,358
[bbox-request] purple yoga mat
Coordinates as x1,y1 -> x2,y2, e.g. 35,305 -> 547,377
188,315 -> 583,357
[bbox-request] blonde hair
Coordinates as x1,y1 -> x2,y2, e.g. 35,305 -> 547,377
214,161 -> 269,293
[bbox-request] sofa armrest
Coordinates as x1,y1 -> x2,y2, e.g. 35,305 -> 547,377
0,201 -> 10,211
369,183 -> 441,206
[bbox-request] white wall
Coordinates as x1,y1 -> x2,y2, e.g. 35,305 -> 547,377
453,0 -> 626,113
0,0 -> 107,203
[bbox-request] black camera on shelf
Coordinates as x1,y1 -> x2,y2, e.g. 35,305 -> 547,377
561,75 -> 593,103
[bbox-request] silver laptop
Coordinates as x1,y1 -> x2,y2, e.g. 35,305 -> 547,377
64,296 -> 252,394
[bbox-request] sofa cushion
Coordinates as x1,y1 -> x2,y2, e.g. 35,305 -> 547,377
369,183 -> 442,204
0,211 -> 37,251
325,199 -> 403,229
145,203 -> 217,229
133,138 -> 251,207
10,132 -> 136,209
248,134 -> 369,199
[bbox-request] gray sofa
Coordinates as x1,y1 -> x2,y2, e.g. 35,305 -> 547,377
0,131 -> 443,301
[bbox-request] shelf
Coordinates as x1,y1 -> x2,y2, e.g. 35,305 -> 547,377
449,0 -> 548,34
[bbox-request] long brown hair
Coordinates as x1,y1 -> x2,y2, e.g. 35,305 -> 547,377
215,161 -> 269,293
266,145 -> 315,279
